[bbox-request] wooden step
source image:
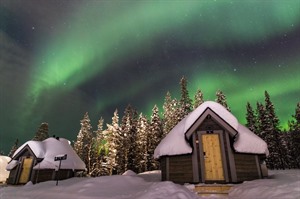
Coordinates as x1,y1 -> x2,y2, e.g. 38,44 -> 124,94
193,184 -> 232,197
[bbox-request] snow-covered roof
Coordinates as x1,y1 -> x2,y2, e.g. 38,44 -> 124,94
234,124 -> 269,155
7,138 -> 86,171
154,101 -> 269,158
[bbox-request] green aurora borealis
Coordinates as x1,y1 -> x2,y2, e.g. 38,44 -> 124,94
0,0 -> 300,153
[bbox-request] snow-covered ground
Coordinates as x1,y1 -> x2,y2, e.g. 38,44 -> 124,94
0,170 -> 299,199
228,169 -> 300,199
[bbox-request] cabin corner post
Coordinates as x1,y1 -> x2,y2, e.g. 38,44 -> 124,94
166,157 -> 169,181
192,133 -> 199,183
255,155 -> 262,178
198,131 -> 205,183
225,132 -> 237,182
217,130 -> 229,182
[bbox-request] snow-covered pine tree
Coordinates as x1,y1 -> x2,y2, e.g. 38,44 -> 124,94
264,91 -> 286,169
178,76 -> 193,119
215,90 -> 231,112
135,113 -> 149,173
162,91 -> 178,136
245,102 -> 258,134
287,102 -> 300,168
193,89 -> 204,110
257,101 -> 278,169
148,105 -> 163,171
8,138 -> 19,158
89,117 -> 105,177
282,129 -> 294,169
103,110 -> 120,175
118,105 -> 138,173
172,98 -> 181,125
289,102 -> 300,131
74,112 -> 93,175
256,102 -> 269,145
264,91 -> 280,128
32,122 -> 49,141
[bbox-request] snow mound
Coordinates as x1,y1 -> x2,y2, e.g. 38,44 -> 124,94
229,170 -> 300,199
123,170 -> 137,176
138,170 -> 161,182
0,156 -> 11,182
0,174 -> 199,199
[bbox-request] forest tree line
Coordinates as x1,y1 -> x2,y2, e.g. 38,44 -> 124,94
6,77 -> 300,175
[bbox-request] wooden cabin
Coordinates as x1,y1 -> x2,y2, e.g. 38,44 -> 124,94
6,137 -> 86,185
154,101 -> 268,184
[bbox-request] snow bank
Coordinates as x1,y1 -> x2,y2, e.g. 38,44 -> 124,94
1,170 -> 299,199
0,174 -> 199,199
122,170 -> 137,176
229,170 -> 300,199
0,156 -> 11,183
154,101 -> 268,158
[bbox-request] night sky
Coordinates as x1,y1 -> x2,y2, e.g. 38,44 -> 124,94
1,0 -> 299,154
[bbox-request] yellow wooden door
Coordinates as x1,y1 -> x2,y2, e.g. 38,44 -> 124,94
202,134 -> 224,181
18,157 -> 33,184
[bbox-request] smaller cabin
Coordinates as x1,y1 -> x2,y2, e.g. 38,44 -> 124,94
154,101 -> 269,184
6,137 -> 86,185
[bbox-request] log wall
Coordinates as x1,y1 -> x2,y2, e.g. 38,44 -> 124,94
234,154 -> 259,182
168,155 -> 193,184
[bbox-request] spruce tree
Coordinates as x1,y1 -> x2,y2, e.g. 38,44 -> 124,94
289,102 -> 300,131
264,91 -> 280,128
264,91 -> 286,169
32,122 -> 49,141
162,91 -> 178,136
103,110 -> 120,175
287,102 -> 300,168
148,105 -> 163,171
245,102 -> 258,134
8,138 -> 19,158
256,102 -> 268,141
178,76 -> 193,119
90,117 -> 105,177
74,112 -> 93,175
135,113 -> 149,173
193,89 -> 204,109
257,102 -> 277,169
215,90 -> 230,111
118,105 -> 138,173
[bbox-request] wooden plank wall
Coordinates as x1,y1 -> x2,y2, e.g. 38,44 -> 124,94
234,154 -> 259,182
32,169 -> 75,183
168,155 -> 193,184
6,168 -> 18,184
32,169 -> 54,183
160,158 -> 167,181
